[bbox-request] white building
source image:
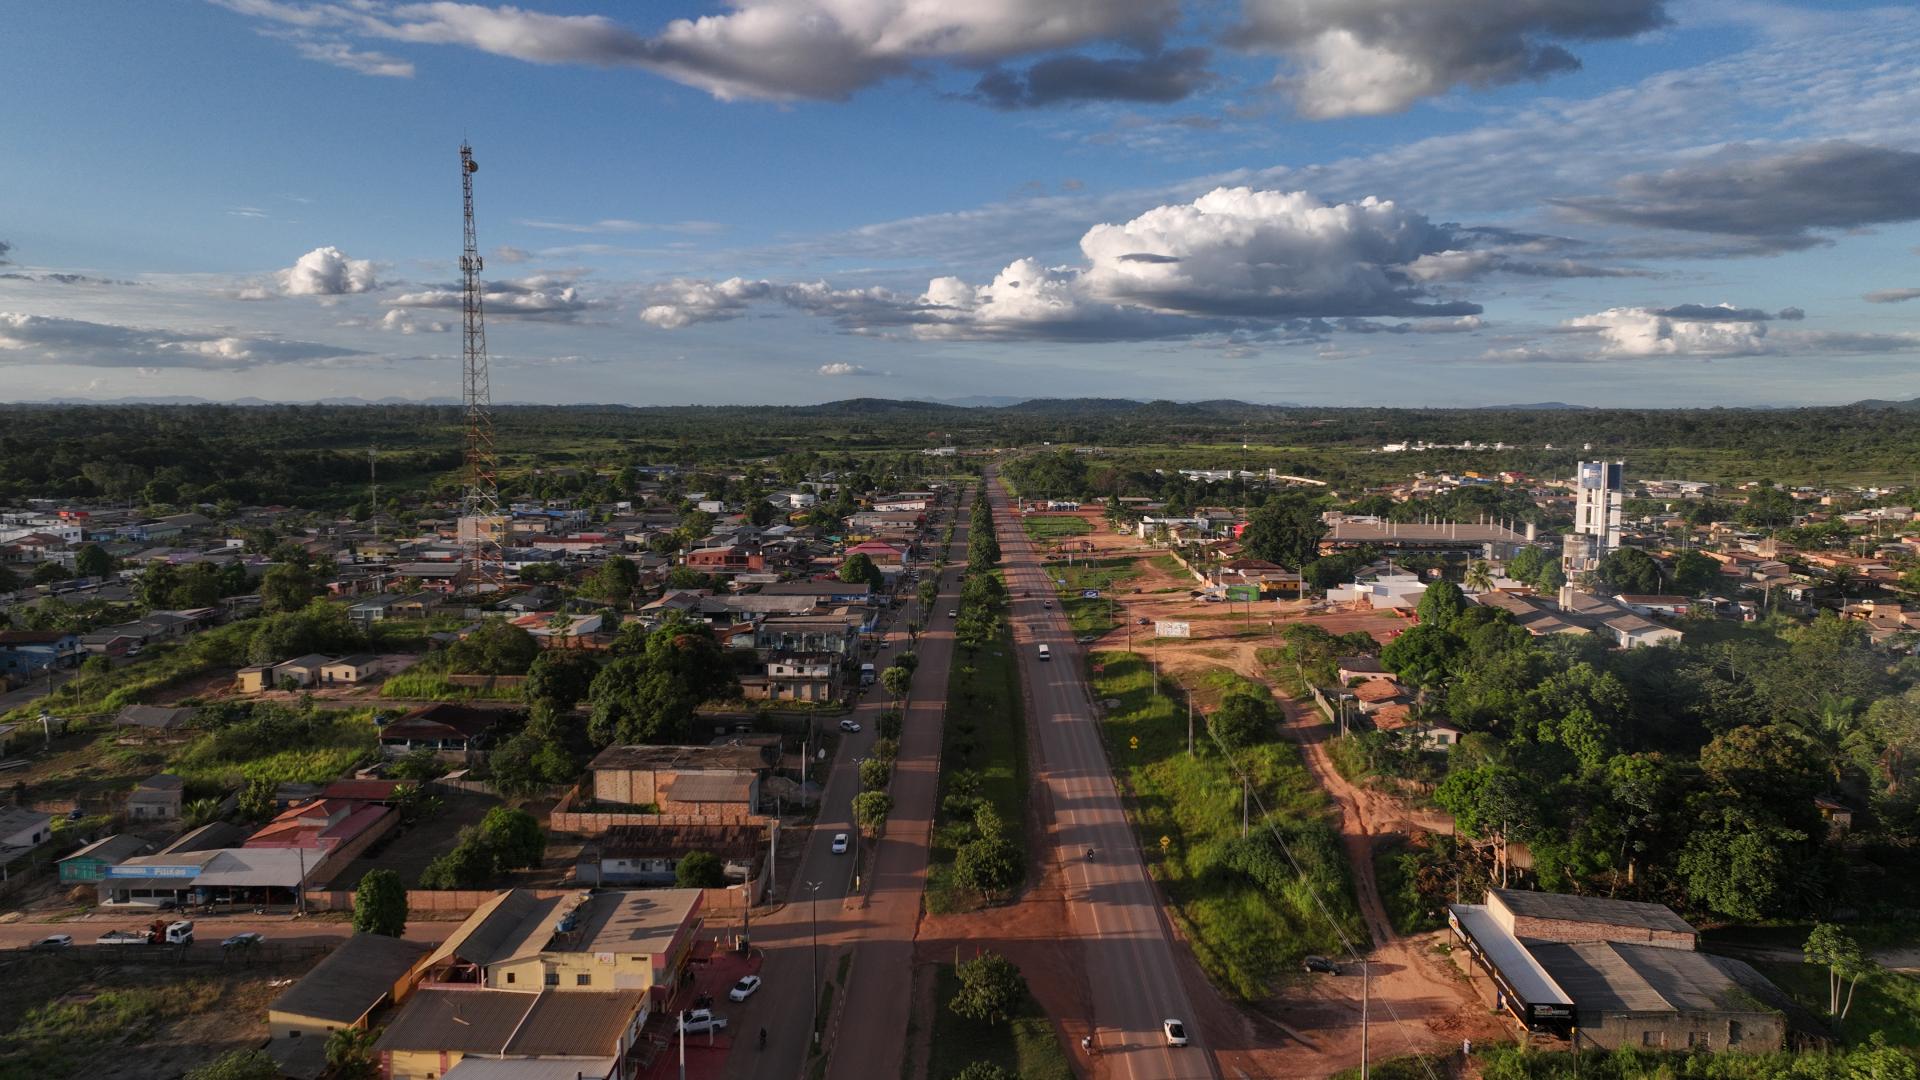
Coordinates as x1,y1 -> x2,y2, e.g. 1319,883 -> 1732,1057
1564,461 -> 1624,575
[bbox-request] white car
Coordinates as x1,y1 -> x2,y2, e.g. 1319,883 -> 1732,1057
832,832 -> 850,855
222,932 -> 264,948
1163,1019 -> 1190,1047
32,935 -> 72,950
728,975 -> 763,1001
679,1008 -> 728,1034
947,609 -> 957,618
839,719 -> 862,733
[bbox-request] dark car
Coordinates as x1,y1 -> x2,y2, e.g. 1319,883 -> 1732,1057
1303,955 -> 1338,974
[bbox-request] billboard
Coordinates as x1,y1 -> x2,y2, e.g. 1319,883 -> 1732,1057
1224,585 -> 1260,602
1155,621 -> 1190,638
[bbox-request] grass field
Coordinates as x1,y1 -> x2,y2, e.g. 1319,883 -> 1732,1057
927,627 -> 1029,915
1089,651 -> 1366,999
1022,516 -> 1092,542
926,962 -> 1072,1080
168,712 -> 378,788
1045,556 -> 1141,636
379,670 -> 525,701
3,620 -> 256,725
1751,961 -> 1920,1048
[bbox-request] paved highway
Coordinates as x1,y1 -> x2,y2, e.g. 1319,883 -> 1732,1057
990,474 -> 1216,1080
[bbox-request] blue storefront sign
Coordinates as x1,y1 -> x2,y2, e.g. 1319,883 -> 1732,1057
105,864 -> 199,879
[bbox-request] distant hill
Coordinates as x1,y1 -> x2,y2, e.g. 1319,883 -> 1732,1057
1846,396 -> 1920,410
1477,402 -> 1591,411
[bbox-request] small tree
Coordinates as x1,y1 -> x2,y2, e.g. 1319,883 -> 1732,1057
675,850 -> 727,888
1463,560 -> 1494,594
419,829 -> 498,889
324,1027 -> 379,1080
882,665 -> 913,705
954,833 -> 1022,900
954,1065 -> 1016,1080
859,757 -> 892,791
352,869 -> 408,937
1208,691 -> 1275,751
853,790 -> 894,834
480,806 -> 547,871
1806,922 -> 1876,1019
877,710 -> 903,740
74,543 -> 114,579
949,950 -> 1026,1025
237,777 -> 277,822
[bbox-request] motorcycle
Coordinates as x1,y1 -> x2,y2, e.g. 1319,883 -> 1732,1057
759,1028 -> 768,1051
1085,848 -> 1095,862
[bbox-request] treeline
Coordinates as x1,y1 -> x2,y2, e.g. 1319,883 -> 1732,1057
1281,583 -> 1920,923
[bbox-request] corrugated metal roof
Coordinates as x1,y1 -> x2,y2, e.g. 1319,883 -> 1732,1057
504,990 -> 644,1056
270,933 -> 430,1025
1491,888 -> 1696,935
372,988 -> 534,1053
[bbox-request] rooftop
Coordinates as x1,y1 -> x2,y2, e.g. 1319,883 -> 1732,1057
590,742 -> 770,773
1491,888 -> 1697,936
1530,941 -> 1760,1015
270,933 -> 430,1025
568,888 -> 702,957
504,990 -> 645,1056
373,988 -> 532,1054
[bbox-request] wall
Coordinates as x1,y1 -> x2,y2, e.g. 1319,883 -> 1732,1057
1579,1009 -> 1783,1053
550,808 -> 776,837
300,888 -> 508,915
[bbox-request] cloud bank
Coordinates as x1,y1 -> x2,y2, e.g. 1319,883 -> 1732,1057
0,312 -> 366,369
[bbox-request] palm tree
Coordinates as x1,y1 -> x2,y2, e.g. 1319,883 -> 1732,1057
1464,560 -> 1494,594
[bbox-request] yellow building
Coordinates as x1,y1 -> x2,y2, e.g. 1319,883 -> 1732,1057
416,887 -> 702,998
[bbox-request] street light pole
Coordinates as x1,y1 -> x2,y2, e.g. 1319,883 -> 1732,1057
807,880 -> 824,1057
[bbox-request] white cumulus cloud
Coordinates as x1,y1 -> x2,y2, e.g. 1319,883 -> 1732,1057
279,245 -> 380,296
1564,306 -> 1770,357
0,311 -> 366,369
818,362 -> 875,376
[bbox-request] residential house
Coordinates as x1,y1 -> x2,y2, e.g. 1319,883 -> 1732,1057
272,653 -> 337,688
266,934 -> 430,1078
1614,595 -> 1694,619
0,630 -> 82,677
0,807 -> 53,852
685,538 -> 765,574
844,540 -> 908,567
1335,657 -> 1392,684
127,773 -> 185,821
588,743 -> 771,814
379,703 -> 500,762
759,580 -> 872,604
320,655 -> 385,685
747,652 -> 839,702
575,824 -> 762,887
752,615 -> 863,660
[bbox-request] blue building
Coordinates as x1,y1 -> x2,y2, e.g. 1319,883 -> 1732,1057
0,630 -> 82,678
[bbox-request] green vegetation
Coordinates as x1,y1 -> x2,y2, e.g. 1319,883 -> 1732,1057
1046,556 -> 1140,636
929,629 -> 1028,913
1373,833 -> 1462,936
1752,962 -> 1920,1048
1455,1040 -> 1920,1078
1021,515 -> 1091,541
1090,652 -> 1365,998
352,869 -> 408,936
169,706 -> 377,787
927,963 -> 1071,1080
3,620 -> 254,725
378,671 -> 523,701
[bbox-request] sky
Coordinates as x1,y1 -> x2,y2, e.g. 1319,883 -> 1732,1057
3,0 -> 1920,408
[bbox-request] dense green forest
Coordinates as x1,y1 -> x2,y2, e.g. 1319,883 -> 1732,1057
1278,588 -> 1920,926
3,398 -> 1917,509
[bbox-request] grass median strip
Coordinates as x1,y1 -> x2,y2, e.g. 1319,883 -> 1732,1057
926,963 -> 1071,1080
1021,516 -> 1092,542
1088,650 -> 1368,1000
927,624 -> 1028,915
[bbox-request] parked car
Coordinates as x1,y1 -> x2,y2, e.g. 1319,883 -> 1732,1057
1137,616 -> 1153,625
839,719 -> 862,733
728,975 -> 762,1002
831,832 -> 850,855
679,1008 -> 729,1034
1042,600 -> 1053,608
31,935 -> 72,950
1163,1019 -> 1190,1047
1303,955 -> 1338,974
222,932 -> 264,949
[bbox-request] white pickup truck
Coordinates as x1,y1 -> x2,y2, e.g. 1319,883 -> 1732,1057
95,930 -> 149,946
678,1008 -> 728,1035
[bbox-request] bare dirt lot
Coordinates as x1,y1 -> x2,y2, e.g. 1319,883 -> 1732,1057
0,950 -> 321,1080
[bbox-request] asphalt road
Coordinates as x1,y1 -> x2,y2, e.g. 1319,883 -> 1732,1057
726,497 -> 966,1080
990,475 -> 1216,1080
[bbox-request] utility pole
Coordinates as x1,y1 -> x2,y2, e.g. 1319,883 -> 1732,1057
1242,776 -> 1249,838
1360,956 -> 1370,1080
1186,697 -> 1193,756
368,445 -> 379,540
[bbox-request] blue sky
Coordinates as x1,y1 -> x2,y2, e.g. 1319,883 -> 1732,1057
3,0 -> 1919,407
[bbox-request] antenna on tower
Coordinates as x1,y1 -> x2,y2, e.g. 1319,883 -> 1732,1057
458,141 -> 501,590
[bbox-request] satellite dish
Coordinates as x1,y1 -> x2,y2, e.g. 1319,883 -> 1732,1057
466,159 -> 479,173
